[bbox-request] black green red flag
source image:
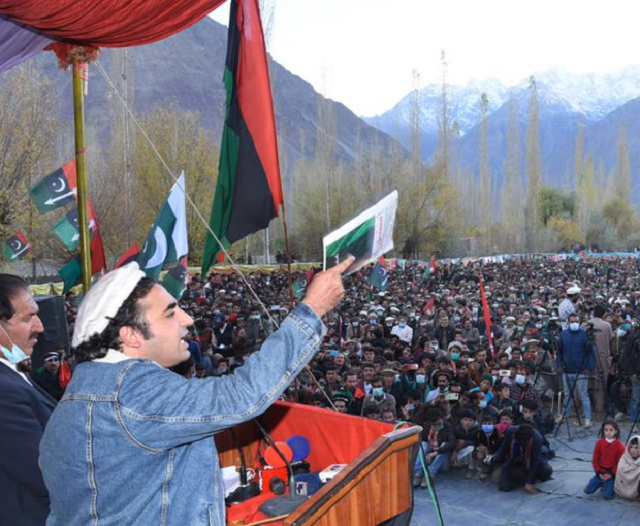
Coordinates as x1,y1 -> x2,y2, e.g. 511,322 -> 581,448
2,231 -> 31,261
201,0 -> 283,276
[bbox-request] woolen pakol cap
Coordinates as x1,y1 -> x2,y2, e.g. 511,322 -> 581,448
72,262 -> 146,347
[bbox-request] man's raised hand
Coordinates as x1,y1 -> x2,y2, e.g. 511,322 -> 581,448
303,256 -> 355,318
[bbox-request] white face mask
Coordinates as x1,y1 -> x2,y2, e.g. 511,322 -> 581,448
605,437 -> 616,443
569,322 -> 580,331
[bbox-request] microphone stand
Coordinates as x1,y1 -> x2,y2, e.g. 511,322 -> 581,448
224,428 -> 261,506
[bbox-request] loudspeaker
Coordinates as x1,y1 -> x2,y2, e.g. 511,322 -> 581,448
32,295 -> 69,369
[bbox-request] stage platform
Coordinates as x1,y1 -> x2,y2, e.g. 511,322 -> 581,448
411,419 -> 640,526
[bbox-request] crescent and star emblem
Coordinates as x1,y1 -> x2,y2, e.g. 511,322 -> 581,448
144,228 -> 168,269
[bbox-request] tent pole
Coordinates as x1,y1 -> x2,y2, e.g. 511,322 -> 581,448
72,64 -> 92,293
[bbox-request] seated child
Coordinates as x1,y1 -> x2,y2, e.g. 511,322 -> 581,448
614,435 -> 640,501
584,419 -> 626,500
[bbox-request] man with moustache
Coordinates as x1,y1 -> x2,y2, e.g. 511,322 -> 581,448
0,274 -> 56,526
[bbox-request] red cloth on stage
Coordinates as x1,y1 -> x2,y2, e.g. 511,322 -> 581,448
223,401 -> 397,524
0,0 -> 225,47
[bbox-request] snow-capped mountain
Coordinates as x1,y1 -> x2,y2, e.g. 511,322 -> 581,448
364,65 -> 640,161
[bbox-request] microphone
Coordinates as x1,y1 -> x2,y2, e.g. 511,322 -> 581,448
224,429 -> 260,506
254,419 -> 308,517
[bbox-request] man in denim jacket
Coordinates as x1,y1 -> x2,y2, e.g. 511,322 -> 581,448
40,258 -> 352,525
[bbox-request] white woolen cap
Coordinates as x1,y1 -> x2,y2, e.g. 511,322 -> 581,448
72,263 -> 146,347
567,286 -> 581,295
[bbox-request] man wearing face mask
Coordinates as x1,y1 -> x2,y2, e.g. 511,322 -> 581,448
509,365 -> 542,416
0,274 -> 56,526
557,313 -> 596,428
361,375 -> 396,418
391,315 -> 413,344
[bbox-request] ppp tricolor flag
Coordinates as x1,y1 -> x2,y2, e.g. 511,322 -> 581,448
30,160 -> 77,214
201,0 -> 283,276
2,231 -> 31,261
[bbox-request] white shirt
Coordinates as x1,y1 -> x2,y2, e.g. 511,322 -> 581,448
94,349 -> 132,364
0,355 -> 32,385
391,324 -> 413,343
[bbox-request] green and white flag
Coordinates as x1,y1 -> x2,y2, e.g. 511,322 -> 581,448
323,191 -> 398,275
53,208 -> 97,251
138,172 -> 188,278
162,258 -> 189,299
30,162 -> 77,214
58,256 -> 81,294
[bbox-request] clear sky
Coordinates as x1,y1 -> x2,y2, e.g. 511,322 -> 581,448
211,0 -> 640,117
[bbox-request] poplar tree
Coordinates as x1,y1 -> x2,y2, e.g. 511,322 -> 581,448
478,93 -> 491,250
524,76 -> 541,251
615,124 -> 632,204
501,94 -> 524,252
436,49 -> 451,180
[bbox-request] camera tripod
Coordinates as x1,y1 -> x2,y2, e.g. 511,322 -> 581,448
553,330 -> 596,441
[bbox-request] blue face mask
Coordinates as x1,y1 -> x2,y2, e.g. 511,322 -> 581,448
482,424 -> 494,434
478,400 -> 488,409
450,352 -> 460,361
0,325 -> 29,364
416,374 -> 426,384
0,342 -> 29,364
569,322 -> 580,331
373,387 -> 384,398
399,322 -> 406,328
617,329 -> 627,338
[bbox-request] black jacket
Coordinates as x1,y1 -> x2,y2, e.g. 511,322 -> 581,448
620,329 -> 640,376
0,364 -> 56,525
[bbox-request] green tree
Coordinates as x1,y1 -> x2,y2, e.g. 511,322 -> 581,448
0,66 -> 61,263
123,103 -> 218,265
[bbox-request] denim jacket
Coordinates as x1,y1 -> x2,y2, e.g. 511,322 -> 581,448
40,303 -> 324,525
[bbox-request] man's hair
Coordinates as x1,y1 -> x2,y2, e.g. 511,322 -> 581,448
593,304 -> 606,318
74,277 -> 156,363
0,274 -> 28,321
515,423 -> 534,443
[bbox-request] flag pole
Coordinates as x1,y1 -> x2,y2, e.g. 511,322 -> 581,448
280,204 -> 295,310
72,64 -> 92,293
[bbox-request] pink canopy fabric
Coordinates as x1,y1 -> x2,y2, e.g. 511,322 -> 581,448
0,0 -> 226,72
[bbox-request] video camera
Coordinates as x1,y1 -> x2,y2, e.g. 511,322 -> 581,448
586,321 -> 601,341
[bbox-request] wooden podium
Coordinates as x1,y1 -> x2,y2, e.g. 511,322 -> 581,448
216,402 -> 422,526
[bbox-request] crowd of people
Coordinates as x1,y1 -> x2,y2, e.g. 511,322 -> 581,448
17,256 -> 640,506
51,258 -> 640,497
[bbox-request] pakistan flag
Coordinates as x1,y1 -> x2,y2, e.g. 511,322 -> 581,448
138,173 -> 188,278
324,217 -> 376,269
